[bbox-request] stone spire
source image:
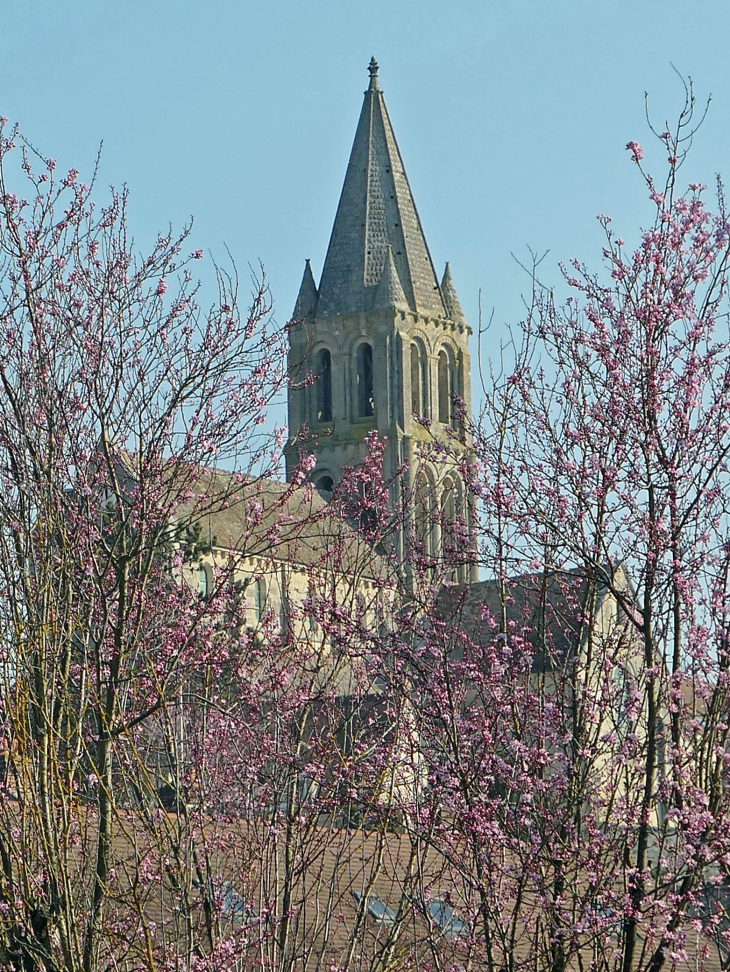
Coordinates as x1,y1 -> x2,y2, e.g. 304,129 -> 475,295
316,60 -> 446,320
373,245 -> 408,310
440,262 -> 465,323
292,259 -> 318,320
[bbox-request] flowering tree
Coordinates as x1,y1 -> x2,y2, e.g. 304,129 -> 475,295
0,119 -> 295,970
396,84 -> 730,972
0,120 -> 428,972
7,80 -> 730,972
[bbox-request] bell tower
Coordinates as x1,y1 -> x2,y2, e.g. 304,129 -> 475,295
286,59 -> 476,583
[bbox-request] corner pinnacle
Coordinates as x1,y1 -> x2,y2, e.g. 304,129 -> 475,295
293,259 -> 318,320
440,262 -> 465,322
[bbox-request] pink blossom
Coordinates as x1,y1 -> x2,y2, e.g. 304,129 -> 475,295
626,140 -> 644,162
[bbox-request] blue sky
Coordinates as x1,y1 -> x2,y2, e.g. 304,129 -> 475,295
4,0 -> 730,422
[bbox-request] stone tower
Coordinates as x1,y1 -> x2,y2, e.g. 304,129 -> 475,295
286,59 -> 476,582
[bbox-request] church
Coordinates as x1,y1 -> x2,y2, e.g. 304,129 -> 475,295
285,58 -> 478,586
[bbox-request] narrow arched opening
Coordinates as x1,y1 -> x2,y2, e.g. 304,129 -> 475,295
453,353 -> 464,435
441,476 -> 465,582
414,470 -> 434,557
411,342 -> 427,419
250,578 -> 263,624
438,349 -> 451,425
198,565 -> 210,598
356,343 -> 374,418
315,348 -> 332,423
411,344 -> 421,417
441,477 -> 456,554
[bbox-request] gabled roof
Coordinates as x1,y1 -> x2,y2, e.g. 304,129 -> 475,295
315,58 -> 447,320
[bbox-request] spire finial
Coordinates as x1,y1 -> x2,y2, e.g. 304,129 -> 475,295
368,57 -> 379,90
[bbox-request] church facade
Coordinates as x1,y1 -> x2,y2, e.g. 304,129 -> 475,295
285,59 -> 478,584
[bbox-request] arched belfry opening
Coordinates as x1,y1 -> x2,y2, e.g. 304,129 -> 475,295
438,350 -> 450,425
414,469 -> 435,558
356,343 -> 374,418
284,59 -> 475,583
411,341 -> 427,419
441,475 -> 466,583
315,348 -> 332,423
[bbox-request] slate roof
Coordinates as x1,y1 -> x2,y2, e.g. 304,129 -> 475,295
174,468 -> 388,578
436,569 -> 617,672
314,59 -> 447,320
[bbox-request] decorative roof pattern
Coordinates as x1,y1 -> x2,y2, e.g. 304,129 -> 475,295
316,60 -> 446,320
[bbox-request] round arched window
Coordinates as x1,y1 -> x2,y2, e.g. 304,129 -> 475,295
315,474 -> 334,499
198,565 -> 209,597
250,578 -> 263,624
